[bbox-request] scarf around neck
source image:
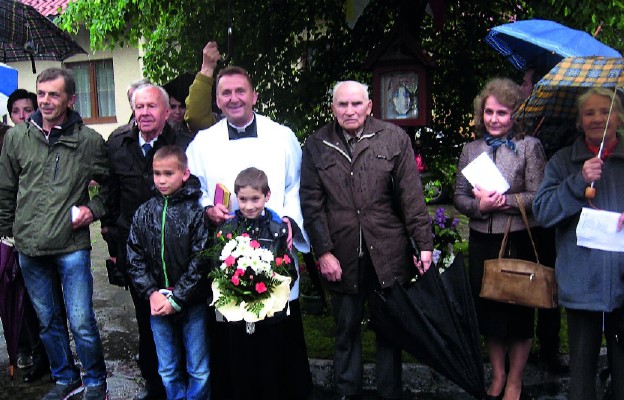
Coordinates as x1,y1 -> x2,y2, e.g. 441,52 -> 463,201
484,133 -> 517,154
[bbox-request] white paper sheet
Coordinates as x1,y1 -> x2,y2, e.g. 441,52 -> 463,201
71,205 -> 80,222
460,151 -> 510,193
576,207 -> 624,252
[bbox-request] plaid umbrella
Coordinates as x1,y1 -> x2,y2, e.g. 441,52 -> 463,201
515,56 -> 624,120
0,0 -> 87,72
486,19 -> 621,71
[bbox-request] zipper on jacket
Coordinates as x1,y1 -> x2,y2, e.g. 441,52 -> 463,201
322,140 -> 351,162
321,139 -> 367,256
53,154 -> 60,181
161,196 -> 170,288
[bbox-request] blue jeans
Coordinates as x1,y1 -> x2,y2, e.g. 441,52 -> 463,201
19,250 -> 106,387
151,302 -> 210,400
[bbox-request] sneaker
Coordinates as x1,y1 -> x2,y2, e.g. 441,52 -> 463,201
42,380 -> 84,400
83,383 -> 108,400
17,352 -> 34,369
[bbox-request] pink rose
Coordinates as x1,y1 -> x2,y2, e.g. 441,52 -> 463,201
283,254 -> 291,264
231,275 -> 240,285
225,255 -> 236,267
250,240 -> 260,249
275,257 -> 283,266
255,282 -> 267,293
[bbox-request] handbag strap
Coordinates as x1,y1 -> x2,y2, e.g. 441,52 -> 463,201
496,194 -> 540,264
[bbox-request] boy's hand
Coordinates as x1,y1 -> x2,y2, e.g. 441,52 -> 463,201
149,291 -> 174,316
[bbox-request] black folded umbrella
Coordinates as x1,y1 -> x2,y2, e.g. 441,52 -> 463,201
370,253 -> 485,399
0,240 -> 25,379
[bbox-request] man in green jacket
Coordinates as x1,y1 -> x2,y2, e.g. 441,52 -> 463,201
0,68 -> 109,400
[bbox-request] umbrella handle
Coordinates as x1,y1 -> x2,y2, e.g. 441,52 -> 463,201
585,183 -> 596,199
409,237 -> 421,263
29,54 -> 36,74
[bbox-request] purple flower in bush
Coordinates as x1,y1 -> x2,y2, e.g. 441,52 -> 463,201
430,207 -> 465,270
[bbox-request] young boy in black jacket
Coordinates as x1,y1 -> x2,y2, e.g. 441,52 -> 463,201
127,145 -> 211,400
215,167 -> 312,400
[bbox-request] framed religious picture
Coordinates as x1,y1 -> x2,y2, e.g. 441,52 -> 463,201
372,64 -> 430,126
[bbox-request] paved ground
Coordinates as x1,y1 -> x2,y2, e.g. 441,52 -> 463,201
0,223 -> 612,399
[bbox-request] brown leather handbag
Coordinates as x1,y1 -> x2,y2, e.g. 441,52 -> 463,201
479,195 -> 558,309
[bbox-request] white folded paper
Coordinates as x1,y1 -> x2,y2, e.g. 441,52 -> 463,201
576,207 -> 624,252
71,205 -> 80,222
461,151 -> 510,193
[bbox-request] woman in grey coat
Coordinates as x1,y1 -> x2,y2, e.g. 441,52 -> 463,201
533,87 -> 624,400
454,78 -> 546,400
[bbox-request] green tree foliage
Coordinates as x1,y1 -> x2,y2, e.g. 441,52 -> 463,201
534,0 -> 624,50
59,0 -> 387,137
62,0 -> 592,159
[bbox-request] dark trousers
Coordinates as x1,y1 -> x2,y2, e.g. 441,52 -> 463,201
566,308 -> 624,400
129,284 -> 165,395
534,227 -> 562,354
330,253 -> 402,399
536,307 -> 561,354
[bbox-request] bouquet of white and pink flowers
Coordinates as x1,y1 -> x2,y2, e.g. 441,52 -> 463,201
208,232 -> 293,325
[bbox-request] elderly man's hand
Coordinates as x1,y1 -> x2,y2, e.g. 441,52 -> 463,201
318,252 -> 342,282
414,250 -> 432,274
200,41 -> 221,77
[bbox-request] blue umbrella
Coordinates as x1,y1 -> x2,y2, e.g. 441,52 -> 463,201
0,63 -> 17,116
486,19 -> 622,71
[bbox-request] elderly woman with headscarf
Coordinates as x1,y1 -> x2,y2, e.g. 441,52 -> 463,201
533,87 -> 624,400
454,78 -> 546,400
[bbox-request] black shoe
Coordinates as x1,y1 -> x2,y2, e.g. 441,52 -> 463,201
16,352 -> 33,369
542,351 -> 570,374
23,359 -> 51,383
42,380 -> 84,400
335,395 -> 362,400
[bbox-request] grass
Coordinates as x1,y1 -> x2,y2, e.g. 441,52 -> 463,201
302,304 -> 418,363
301,204 -> 571,361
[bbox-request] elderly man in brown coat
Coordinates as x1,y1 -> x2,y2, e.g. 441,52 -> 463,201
300,80 -> 432,400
